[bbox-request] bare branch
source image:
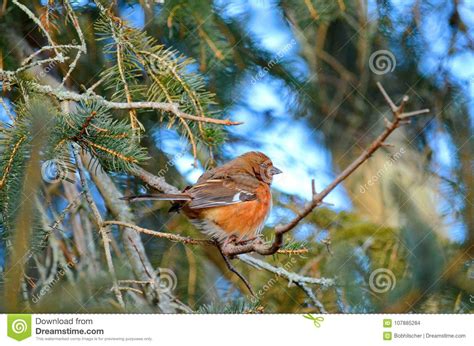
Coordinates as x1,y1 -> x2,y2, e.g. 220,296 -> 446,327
376,81 -> 397,112
27,83 -> 242,126
103,220 -> 213,246
238,254 -> 335,288
400,108 -> 430,119
21,45 -> 83,66
295,282 -> 327,313
14,57 -> 70,74
117,286 -> 144,295
59,0 -> 87,87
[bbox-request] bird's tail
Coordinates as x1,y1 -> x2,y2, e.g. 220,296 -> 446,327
120,193 -> 192,202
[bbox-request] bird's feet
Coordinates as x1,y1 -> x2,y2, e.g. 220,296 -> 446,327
235,236 -> 263,246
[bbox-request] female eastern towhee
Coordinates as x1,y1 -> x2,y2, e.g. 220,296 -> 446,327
123,151 -> 282,244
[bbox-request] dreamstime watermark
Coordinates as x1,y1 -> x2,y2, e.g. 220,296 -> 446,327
148,52 -> 179,77
157,268 -> 178,293
250,39 -> 297,85
359,147 -> 405,194
369,49 -> 396,75
31,258 -> 79,304
369,268 -> 396,293
248,256 -> 299,303
31,39 -> 78,83
41,159 -> 70,183
156,148 -> 188,178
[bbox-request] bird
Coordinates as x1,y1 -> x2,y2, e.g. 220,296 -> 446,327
122,151 -> 282,245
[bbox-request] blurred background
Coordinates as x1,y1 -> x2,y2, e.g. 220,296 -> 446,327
0,0 -> 473,313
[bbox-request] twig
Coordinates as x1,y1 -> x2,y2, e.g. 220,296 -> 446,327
26,83 -> 242,126
85,75 -> 106,94
49,191 -> 84,233
117,286 -> 144,295
215,240 -> 256,296
295,282 -> 327,313
131,165 -> 181,194
59,0 -> 87,87
118,279 -> 152,285
116,35 -> 140,130
21,45 -> 83,66
72,144 -> 125,309
103,220 -> 213,245
101,0 -> 139,130
0,73 -> 241,126
14,56 -> 70,74
0,97 -> 15,122
238,254 -> 335,288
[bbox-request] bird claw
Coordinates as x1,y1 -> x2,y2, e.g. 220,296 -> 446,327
234,236 -> 262,246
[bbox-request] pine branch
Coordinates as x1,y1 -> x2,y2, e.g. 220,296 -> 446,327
52,101 -> 148,172
24,83 -> 241,126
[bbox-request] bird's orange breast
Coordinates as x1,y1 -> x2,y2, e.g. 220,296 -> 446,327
190,183 -> 272,240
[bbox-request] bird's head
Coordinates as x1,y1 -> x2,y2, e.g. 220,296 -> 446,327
235,151 -> 282,184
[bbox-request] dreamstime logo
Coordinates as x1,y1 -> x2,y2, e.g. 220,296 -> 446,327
369,268 -> 396,293
11,319 -> 28,334
369,50 -> 396,75
148,53 -> 179,77
7,314 -> 32,341
41,159 -> 69,183
158,268 -> 178,293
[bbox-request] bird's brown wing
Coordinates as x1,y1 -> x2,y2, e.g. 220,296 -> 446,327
187,174 -> 259,209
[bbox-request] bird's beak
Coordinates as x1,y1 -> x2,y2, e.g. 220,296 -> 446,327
270,166 -> 282,175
